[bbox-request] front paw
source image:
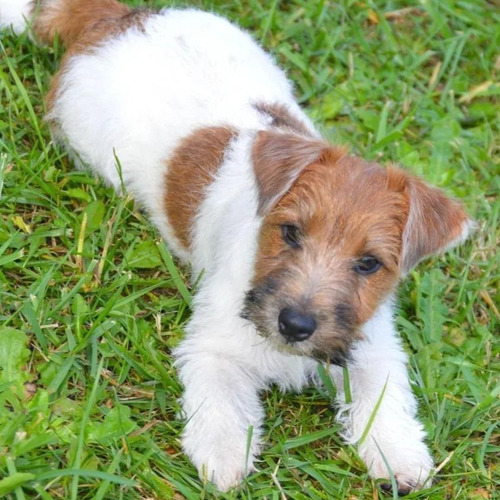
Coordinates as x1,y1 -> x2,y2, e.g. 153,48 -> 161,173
182,424 -> 258,491
361,437 -> 433,494
198,455 -> 255,492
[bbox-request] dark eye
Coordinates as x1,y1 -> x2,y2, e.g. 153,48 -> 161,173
281,224 -> 301,248
353,256 -> 382,275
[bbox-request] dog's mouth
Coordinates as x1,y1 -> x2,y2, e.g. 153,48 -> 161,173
309,345 -> 352,367
251,324 -> 353,366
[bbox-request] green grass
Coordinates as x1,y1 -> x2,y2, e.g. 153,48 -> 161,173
0,0 -> 498,498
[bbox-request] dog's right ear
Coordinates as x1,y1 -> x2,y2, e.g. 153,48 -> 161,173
251,131 -> 345,215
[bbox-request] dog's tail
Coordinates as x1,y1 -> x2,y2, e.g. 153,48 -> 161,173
1,0 -> 132,47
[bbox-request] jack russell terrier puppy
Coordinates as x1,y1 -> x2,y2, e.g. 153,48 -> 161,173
1,0 -> 473,494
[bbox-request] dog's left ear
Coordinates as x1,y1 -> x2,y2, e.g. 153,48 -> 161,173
398,172 -> 474,275
252,131 -> 345,215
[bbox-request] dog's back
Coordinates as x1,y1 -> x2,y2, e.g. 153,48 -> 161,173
6,0 -> 315,260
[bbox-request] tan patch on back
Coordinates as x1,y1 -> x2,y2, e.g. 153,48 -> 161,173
254,102 -> 314,137
165,127 -> 237,250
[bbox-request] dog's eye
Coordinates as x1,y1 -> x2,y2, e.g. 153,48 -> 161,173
353,256 -> 382,275
281,224 -> 301,248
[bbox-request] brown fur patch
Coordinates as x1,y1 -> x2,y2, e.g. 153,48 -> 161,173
33,0 -> 150,48
400,173 -> 469,273
254,102 -> 314,137
252,131 -> 347,215
165,127 -> 237,250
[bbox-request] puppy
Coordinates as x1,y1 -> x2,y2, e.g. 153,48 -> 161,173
1,0 -> 473,493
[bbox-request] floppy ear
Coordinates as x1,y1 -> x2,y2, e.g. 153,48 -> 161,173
251,131 -> 345,215
400,174 -> 474,275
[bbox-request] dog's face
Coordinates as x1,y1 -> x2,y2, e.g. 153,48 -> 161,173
242,131 -> 470,364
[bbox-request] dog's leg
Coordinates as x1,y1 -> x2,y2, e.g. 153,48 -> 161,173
332,301 -> 433,494
174,308 -> 265,491
176,354 -> 263,491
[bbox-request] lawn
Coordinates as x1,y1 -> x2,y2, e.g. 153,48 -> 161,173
0,0 -> 498,498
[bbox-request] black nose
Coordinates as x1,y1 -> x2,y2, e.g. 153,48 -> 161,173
278,308 -> 317,341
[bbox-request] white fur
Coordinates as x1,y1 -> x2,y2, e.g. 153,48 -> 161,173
448,217 -> 477,252
332,301 -> 433,489
5,3 -> 434,492
0,0 -> 33,33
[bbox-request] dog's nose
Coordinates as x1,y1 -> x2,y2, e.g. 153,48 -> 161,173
278,308 -> 317,341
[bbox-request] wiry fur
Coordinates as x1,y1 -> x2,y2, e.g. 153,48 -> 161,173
1,0 -> 473,494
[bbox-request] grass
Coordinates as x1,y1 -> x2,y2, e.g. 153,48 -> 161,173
0,0 -> 498,498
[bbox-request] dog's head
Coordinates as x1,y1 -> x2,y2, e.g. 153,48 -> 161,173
242,131 -> 472,364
